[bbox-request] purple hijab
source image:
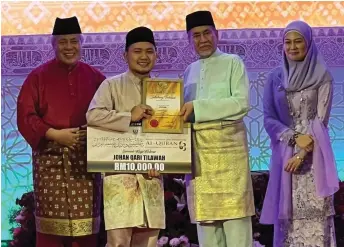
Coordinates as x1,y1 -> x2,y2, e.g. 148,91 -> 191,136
260,21 -> 339,224
282,20 -> 333,92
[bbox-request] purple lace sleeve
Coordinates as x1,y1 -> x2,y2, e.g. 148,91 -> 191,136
317,82 -> 333,127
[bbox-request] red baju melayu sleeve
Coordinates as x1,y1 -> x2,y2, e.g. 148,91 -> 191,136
17,71 -> 52,150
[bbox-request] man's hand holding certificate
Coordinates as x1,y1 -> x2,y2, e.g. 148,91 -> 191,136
130,104 -> 154,122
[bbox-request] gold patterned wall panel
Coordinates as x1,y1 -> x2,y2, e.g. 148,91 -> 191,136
1,1 -> 344,35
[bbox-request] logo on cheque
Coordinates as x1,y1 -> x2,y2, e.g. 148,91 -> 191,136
179,141 -> 186,151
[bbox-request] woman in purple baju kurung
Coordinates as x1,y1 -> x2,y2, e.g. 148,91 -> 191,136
260,20 -> 339,246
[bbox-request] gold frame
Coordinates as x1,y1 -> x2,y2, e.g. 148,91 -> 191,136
142,78 -> 184,134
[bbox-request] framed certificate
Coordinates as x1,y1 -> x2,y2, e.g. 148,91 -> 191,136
87,124 -> 191,174
142,78 -> 184,134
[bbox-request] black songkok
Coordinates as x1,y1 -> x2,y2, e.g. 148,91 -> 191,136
52,16 -> 82,35
186,11 -> 216,32
125,26 -> 156,51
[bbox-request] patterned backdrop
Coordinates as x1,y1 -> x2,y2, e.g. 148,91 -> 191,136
2,5 -> 344,237
2,27 -> 344,239
1,1 -> 344,35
